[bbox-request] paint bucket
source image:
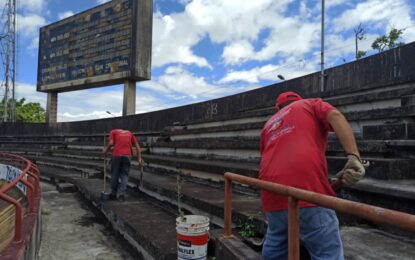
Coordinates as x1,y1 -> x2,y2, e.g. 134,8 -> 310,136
176,215 -> 210,260
100,191 -> 110,201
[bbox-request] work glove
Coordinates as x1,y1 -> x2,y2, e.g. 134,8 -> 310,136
337,154 -> 369,185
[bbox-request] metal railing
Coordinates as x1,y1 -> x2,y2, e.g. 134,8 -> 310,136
223,172 -> 415,260
0,152 -> 40,242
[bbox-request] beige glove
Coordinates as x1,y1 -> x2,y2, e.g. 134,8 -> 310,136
337,154 -> 368,185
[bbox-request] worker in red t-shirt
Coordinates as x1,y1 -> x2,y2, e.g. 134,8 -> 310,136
102,129 -> 144,201
260,91 -> 366,260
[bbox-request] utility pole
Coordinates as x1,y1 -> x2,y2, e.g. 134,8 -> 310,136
1,0 -> 17,122
354,23 -> 365,60
320,0 -> 325,92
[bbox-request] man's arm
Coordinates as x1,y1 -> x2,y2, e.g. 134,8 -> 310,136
134,141 -> 144,165
327,109 -> 360,157
327,109 -> 366,185
102,139 -> 114,155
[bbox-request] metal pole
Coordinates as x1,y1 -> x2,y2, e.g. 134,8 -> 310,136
224,177 -> 233,237
11,0 -> 16,122
288,197 -> 300,260
320,0 -> 325,92
223,172 -> 415,233
3,0 -> 12,122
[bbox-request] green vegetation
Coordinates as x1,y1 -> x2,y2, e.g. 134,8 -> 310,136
238,216 -> 257,238
371,28 -> 405,52
356,50 -> 366,60
0,98 -> 45,123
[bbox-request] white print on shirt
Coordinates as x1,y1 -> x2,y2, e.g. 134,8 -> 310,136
265,107 -> 292,133
265,107 -> 295,147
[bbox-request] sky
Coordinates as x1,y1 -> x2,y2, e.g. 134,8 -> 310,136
1,0 -> 415,122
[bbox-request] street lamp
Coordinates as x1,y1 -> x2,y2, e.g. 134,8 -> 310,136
277,74 -> 285,81
106,111 -> 116,117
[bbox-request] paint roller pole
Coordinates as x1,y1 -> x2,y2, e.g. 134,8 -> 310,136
103,133 -> 106,192
101,133 -> 110,201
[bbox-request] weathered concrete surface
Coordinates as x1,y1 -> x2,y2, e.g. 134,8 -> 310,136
210,229 -> 261,260
75,178 -> 178,260
38,182 -> 134,260
342,227 -> 415,260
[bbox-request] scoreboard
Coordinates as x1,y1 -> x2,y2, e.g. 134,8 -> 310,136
37,0 -> 152,92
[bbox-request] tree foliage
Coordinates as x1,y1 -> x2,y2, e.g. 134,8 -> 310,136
0,98 -> 46,123
356,50 -> 367,59
371,28 -> 405,52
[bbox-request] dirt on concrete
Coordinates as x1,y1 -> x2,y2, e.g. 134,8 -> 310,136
38,182 -> 134,260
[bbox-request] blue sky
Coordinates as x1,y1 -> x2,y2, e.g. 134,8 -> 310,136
1,0 -> 415,121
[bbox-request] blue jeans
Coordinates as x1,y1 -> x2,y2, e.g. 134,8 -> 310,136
110,156 -> 131,196
262,206 -> 344,260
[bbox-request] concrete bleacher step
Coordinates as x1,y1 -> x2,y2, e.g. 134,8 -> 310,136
75,178 -> 178,260
37,165 -> 99,182
142,154 -> 259,178
27,154 -> 102,170
323,83 -> 415,108
341,226 -> 415,259
327,156 -> 415,180
37,159 -> 415,259
363,123 -> 415,140
337,178 -> 415,216
149,146 -> 260,163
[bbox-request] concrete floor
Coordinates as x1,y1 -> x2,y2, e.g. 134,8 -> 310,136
38,182 -> 134,260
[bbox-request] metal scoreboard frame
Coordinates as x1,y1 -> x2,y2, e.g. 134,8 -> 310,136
37,0 -> 152,93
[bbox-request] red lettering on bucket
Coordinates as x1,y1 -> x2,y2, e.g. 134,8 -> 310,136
177,233 -> 209,246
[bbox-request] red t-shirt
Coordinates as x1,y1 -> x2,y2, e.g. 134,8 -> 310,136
109,129 -> 137,156
259,98 -> 336,212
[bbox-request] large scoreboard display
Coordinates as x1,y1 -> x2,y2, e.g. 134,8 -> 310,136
37,0 -> 152,92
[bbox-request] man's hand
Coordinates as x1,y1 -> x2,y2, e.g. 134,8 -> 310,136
138,157 -> 145,166
337,154 -> 368,185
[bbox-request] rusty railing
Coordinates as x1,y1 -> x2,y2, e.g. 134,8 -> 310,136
223,172 -> 415,260
0,152 -> 41,242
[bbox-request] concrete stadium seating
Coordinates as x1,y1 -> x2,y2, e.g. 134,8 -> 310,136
1,43 -> 415,258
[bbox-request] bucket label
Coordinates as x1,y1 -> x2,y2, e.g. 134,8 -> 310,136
177,233 -> 209,260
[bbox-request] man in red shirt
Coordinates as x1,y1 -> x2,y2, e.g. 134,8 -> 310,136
260,91 -> 366,259
102,129 -> 144,201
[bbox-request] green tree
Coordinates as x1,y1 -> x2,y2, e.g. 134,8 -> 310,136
0,98 -> 46,123
356,50 -> 367,60
371,28 -> 405,52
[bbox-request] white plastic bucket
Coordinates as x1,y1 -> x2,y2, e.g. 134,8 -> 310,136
176,215 -> 210,260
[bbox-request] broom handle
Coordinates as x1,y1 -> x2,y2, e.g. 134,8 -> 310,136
103,133 -> 106,192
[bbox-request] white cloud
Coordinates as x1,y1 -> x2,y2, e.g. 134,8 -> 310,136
56,87 -> 167,122
152,12 -> 210,68
96,0 -> 110,4
141,66 -> 229,99
0,0 -> 44,13
15,82 -> 47,107
186,0 -> 291,43
152,0 -> 321,68
16,13 -> 46,37
324,33 -> 379,65
57,88 -> 124,121
326,0 -> 347,9
185,0 -> 320,64
58,11 -> 74,20
333,0 -> 415,34
222,40 -> 255,65
219,57 -> 317,84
